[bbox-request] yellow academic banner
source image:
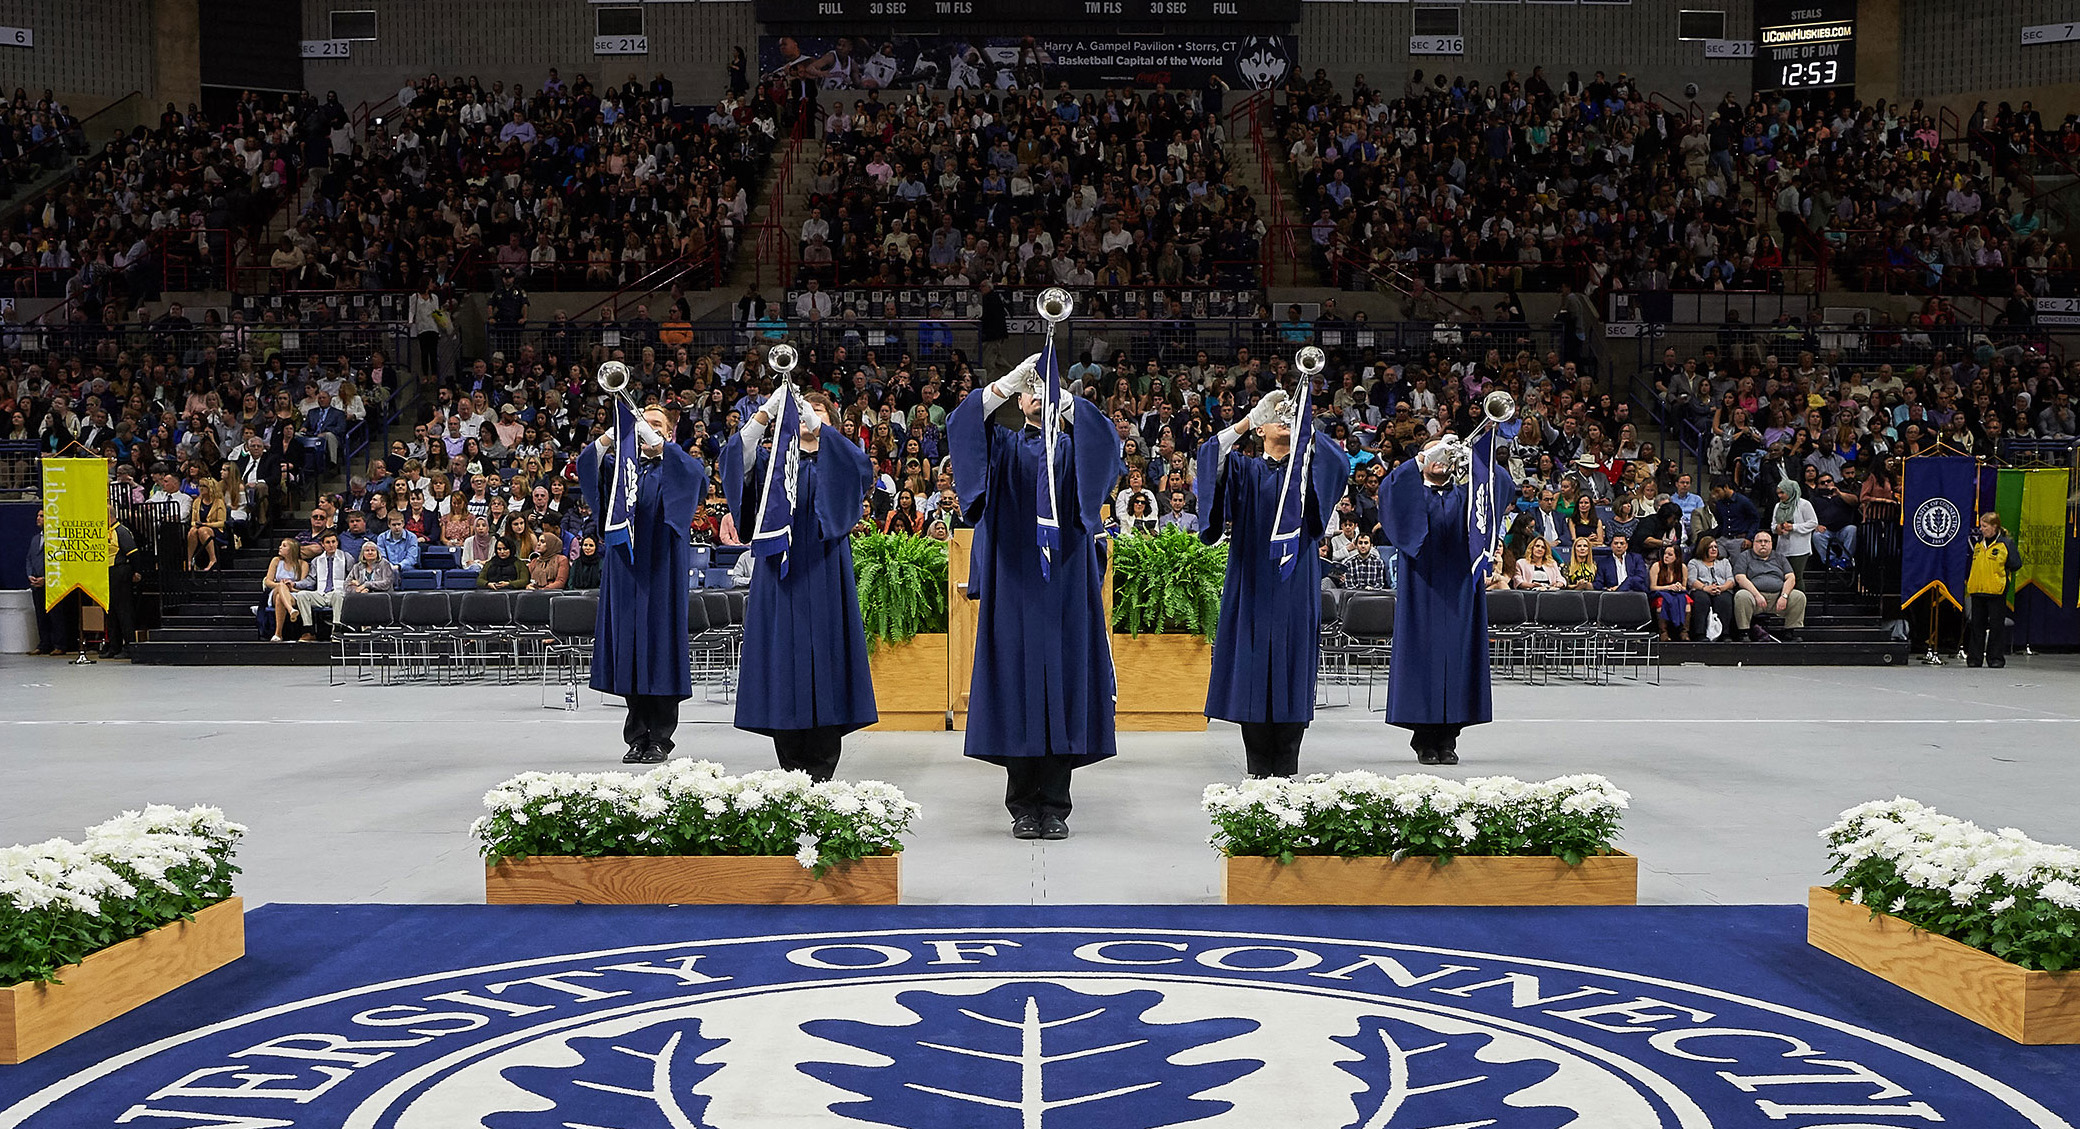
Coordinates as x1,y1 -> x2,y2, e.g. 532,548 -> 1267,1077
41,458 -> 111,612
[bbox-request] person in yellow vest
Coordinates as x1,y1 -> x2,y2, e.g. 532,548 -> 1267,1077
1964,512 -> 2021,669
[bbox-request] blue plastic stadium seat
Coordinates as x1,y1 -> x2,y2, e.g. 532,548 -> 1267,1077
399,569 -> 440,590
704,567 -> 735,589
420,546 -> 459,570
442,569 -> 481,589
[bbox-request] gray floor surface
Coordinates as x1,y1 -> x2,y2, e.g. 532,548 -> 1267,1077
3,654 -> 2076,907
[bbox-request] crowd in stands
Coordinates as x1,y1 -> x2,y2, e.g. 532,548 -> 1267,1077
0,87 -> 86,184
1277,66 -> 2080,301
795,82 -> 1266,305
292,68 -> 779,298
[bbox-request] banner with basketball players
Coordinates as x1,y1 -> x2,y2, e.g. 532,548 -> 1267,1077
760,34 -> 1295,93
1900,455 -> 1975,610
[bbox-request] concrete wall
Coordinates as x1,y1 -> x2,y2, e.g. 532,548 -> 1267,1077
298,0 -> 758,111
1295,0 -> 1758,105
1887,0 -> 2080,118
0,0 -> 160,113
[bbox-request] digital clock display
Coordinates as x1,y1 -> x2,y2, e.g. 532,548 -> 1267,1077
1753,0 -> 1857,91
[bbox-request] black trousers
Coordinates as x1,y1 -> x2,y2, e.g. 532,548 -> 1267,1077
1965,594 -> 2010,666
623,694 -> 684,753
774,726 -> 847,782
1004,757 -> 1075,820
1408,723 -> 1464,755
1240,721 -> 1307,778
101,576 -> 134,652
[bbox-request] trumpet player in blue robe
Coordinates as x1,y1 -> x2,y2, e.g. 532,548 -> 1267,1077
1376,401 -> 1516,765
576,362 -> 706,764
1197,346 -> 1350,778
949,289 -> 1124,841
723,344 -> 878,781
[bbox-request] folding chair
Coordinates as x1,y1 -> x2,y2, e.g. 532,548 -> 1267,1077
542,594 -> 599,710
1595,591 -> 1659,684
392,592 -> 460,682
1527,589 -> 1595,682
1341,594 -> 1396,710
331,592 -> 396,685
511,591 -> 558,678
1316,587 -> 1353,707
1484,589 -> 1534,683
454,590 -> 518,682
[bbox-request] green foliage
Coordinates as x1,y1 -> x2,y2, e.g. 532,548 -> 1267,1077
1,807 -> 243,987
470,763 -> 921,875
1111,528 -> 1227,640
1824,800 -> 2080,973
1203,773 -> 1629,865
852,531 -> 949,650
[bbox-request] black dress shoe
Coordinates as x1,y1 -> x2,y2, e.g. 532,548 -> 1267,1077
1989,659 -> 2006,668
623,743 -> 668,765
1435,749 -> 1460,766
1040,816 -> 1069,840
1011,815 -> 1043,840
1414,749 -> 1442,766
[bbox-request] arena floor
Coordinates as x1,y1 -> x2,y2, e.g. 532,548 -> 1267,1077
5,655 -> 2078,907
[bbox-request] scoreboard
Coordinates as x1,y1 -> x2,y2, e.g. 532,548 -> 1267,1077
1753,0 -> 1858,91
753,0 -> 1301,23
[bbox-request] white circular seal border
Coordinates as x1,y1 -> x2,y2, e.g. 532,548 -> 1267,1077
0,925 -> 2070,1128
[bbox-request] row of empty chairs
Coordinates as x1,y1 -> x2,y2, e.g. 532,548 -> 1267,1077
1320,588 -> 1661,700
329,588 -> 745,701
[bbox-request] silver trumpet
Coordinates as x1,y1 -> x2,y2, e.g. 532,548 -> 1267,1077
768,341 -> 799,379
1466,389 -> 1517,442
1294,345 -> 1326,378
597,360 -> 663,447
1037,286 -> 1074,325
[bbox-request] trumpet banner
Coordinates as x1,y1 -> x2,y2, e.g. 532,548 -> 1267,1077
41,458 -> 111,612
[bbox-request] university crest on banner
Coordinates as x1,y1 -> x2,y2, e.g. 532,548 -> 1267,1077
39,459 -> 110,612
1901,456 -> 1974,610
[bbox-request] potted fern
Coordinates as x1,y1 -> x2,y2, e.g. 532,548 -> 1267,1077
1106,528 -> 1226,731
852,531 -> 952,731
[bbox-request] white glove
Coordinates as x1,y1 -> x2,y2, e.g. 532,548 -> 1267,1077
1246,389 -> 1291,428
1052,388 -> 1078,423
993,352 -> 1045,399
633,417 -> 666,448
794,393 -> 820,431
758,384 -> 790,423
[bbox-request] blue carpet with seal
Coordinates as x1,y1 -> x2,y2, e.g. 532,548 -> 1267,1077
2,903 -> 2076,1128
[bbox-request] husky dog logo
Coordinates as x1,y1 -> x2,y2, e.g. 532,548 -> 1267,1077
1,927 -> 2070,1129
1234,38 -> 1290,91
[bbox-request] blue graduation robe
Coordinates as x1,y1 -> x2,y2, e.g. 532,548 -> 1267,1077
576,441 -> 705,698
950,390 -> 1124,764
722,424 -> 878,735
1198,430 -> 1350,724
1376,458 -> 1491,728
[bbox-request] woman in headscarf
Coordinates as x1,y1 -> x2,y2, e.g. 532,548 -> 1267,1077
1772,478 -> 1819,581
569,535 -> 604,590
459,516 -> 497,570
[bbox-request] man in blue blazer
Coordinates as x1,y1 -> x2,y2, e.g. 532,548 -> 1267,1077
1592,533 -> 1649,593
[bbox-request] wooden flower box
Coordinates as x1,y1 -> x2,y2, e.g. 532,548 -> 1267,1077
1112,632 -> 1213,731
1,897 -> 245,1064
867,634 -> 950,731
1806,887 -> 2080,1044
1222,853 -> 1639,906
485,854 -> 902,905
